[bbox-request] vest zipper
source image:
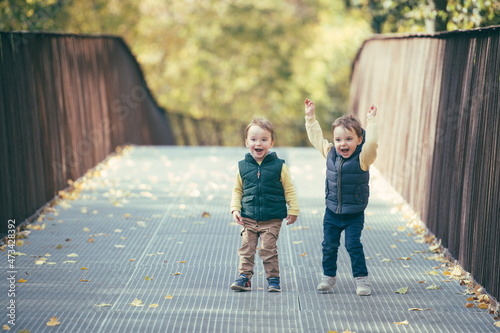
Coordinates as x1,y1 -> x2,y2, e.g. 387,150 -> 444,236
258,165 -> 262,220
336,158 -> 344,214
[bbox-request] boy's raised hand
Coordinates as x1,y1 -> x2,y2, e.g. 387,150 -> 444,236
368,104 -> 377,118
305,98 -> 315,117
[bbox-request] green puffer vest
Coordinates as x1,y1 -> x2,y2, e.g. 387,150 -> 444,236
239,152 -> 287,221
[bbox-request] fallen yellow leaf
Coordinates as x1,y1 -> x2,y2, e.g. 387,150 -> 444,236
171,272 -> 181,276
494,321 -> 500,327
149,304 -> 159,308
395,287 -> 409,294
2,324 -> 10,330
301,252 -> 307,257
88,237 -> 95,243
80,267 -> 87,270
390,245 -> 397,248
426,284 -> 440,290
202,212 -> 210,218
129,298 -> 144,307
95,303 -> 112,307
393,320 -> 409,325
79,279 -> 90,282
398,257 -> 411,260
145,275 -> 154,281
46,316 -> 61,326
477,303 -> 488,309
164,295 -> 174,299
177,261 -> 187,263
16,240 -> 24,247
465,303 -> 475,308
18,279 -> 27,283
328,330 -> 338,333
66,253 -> 79,257
83,227 -> 90,232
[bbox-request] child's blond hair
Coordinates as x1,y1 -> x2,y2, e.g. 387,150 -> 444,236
245,117 -> 275,141
331,114 -> 363,138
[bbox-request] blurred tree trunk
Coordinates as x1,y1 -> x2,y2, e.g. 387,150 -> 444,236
426,0 -> 448,32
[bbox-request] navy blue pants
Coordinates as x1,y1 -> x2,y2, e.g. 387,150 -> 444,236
322,208 -> 368,278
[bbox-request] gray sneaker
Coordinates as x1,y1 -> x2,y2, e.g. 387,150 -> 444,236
317,275 -> 337,291
355,276 -> 371,296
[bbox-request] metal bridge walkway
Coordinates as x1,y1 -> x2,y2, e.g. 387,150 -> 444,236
3,146 -> 498,332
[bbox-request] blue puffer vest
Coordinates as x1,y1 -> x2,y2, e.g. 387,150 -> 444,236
239,152 -> 287,221
325,130 -> 370,214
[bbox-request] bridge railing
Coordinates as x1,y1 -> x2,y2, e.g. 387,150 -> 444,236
349,26 -> 500,302
0,32 -> 175,235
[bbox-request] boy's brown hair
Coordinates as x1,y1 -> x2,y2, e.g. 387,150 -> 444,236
331,114 -> 363,138
246,117 -> 275,141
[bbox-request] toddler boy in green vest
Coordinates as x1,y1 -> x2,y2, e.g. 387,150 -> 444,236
230,117 -> 299,292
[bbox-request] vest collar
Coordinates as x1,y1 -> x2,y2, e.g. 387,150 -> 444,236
245,151 -> 277,165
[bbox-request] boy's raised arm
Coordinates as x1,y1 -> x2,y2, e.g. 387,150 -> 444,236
360,105 -> 379,171
304,98 -> 333,159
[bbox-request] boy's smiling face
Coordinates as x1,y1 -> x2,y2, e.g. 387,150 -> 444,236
245,125 -> 274,162
333,125 -> 362,159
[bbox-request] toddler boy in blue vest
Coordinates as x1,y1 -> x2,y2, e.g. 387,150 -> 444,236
304,98 -> 378,296
230,117 -> 299,292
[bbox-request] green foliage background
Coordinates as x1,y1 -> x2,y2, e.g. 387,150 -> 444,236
1,0 -> 499,146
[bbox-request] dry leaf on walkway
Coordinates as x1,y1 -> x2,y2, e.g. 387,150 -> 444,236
83,227 -> 90,232
129,298 -> 144,306
18,279 -> 27,283
393,320 -> 409,325
11,252 -> 27,256
56,244 -> 63,249
149,304 -> 159,308
46,316 -> 61,326
408,308 -> 432,311
177,261 -> 187,263
88,238 -> 95,243
164,295 -> 174,299
79,279 -> 90,282
293,241 -> 303,244
202,212 -> 210,218
171,272 -> 181,276
465,303 -> 475,308
66,253 -> 79,257
2,324 -> 10,330
494,321 -> 500,327
390,245 -> 397,248
301,252 -> 307,257
398,257 -> 411,260
381,258 -> 391,262
395,287 -> 408,294
426,284 -> 440,290
115,245 -> 125,248
145,275 -> 154,281
137,221 -> 146,227
95,303 -> 112,307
